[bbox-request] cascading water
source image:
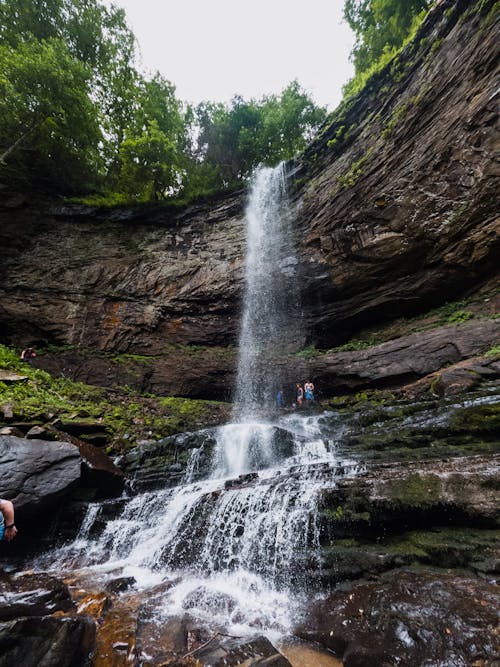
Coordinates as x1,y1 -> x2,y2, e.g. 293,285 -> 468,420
35,164 -> 362,642
233,163 -> 302,418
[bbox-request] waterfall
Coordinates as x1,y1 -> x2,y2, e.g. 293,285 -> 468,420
211,163 -> 304,479
234,163 -> 302,418
36,165 -> 362,640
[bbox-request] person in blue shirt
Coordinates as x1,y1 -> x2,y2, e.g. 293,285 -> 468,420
304,381 -> 315,402
276,388 -> 284,410
0,499 -> 17,541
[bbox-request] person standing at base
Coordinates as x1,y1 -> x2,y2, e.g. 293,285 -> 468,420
0,499 -> 17,541
296,383 -> 304,408
20,347 -> 36,363
304,380 -> 315,403
276,388 -> 284,410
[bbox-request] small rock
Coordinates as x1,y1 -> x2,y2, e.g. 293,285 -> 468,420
105,577 -> 136,595
0,426 -> 24,437
26,425 -> 48,439
0,371 -> 28,383
0,404 -> 14,421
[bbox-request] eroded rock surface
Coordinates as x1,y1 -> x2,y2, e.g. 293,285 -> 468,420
296,570 -> 500,667
310,319 -> 500,395
0,1 -> 498,399
295,0 -> 500,344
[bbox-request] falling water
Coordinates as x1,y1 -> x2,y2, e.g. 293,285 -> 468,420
234,163 -> 302,418
35,165 -> 362,642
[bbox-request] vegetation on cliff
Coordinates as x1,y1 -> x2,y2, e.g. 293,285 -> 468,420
0,344 -> 229,451
343,0 -> 432,95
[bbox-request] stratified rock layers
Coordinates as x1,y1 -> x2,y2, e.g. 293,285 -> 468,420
0,0 -> 498,396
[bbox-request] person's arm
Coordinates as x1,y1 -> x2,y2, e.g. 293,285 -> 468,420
0,500 -> 17,541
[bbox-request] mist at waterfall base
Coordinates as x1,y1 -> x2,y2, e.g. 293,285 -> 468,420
34,165 -> 361,641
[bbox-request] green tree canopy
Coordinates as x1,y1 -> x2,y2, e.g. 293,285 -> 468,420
0,0 -> 327,200
115,74 -> 188,200
0,37 -> 102,191
343,0 -> 431,83
0,0 -> 137,192
190,81 -> 327,190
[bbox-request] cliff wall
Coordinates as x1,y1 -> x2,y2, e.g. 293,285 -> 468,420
0,0 -> 498,399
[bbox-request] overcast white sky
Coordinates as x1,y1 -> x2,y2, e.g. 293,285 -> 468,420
109,0 -> 355,110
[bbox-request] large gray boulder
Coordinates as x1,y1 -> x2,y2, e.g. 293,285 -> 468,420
0,435 -> 81,521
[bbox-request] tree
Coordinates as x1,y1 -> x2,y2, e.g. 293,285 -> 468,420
115,74 -> 188,200
0,37 -> 102,191
0,0 -> 137,192
343,0 -> 431,76
190,82 -> 327,191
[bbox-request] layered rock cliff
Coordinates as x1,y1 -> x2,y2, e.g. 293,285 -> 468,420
0,0 -> 498,399
294,0 -> 499,344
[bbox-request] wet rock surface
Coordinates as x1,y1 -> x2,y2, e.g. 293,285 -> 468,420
0,572 -> 95,667
296,569 -> 500,667
192,635 -> 293,666
0,571 -> 75,620
117,428 -> 218,491
0,615 -> 96,667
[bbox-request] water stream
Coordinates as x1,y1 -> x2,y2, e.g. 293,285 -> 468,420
35,165 -> 361,643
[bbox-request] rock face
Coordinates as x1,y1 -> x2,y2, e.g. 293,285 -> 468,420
0,0 -> 498,399
296,570 -> 500,667
0,193 -> 245,353
311,318 -> 500,394
295,0 -> 500,344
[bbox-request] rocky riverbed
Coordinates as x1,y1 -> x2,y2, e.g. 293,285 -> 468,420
1,373 -> 498,666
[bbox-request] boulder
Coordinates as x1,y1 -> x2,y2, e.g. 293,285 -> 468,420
402,354 -> 500,398
296,570 -> 500,667
0,371 -> 28,383
192,635 -> 292,666
0,435 -> 81,521
45,425 -> 125,497
0,615 -> 96,667
26,424 -> 50,439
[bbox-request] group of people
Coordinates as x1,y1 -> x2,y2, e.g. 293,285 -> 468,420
276,380 -> 315,410
295,380 -> 315,407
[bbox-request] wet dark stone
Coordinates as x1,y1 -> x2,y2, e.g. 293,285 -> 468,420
0,615 -> 96,667
192,635 -> 292,666
117,428 -> 218,491
0,571 -> 74,620
296,569 -> 500,667
105,576 -> 136,594
0,435 -> 81,523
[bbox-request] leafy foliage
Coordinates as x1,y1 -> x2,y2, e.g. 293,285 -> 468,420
0,0 -> 327,201
342,0 -> 432,95
187,81 -> 327,191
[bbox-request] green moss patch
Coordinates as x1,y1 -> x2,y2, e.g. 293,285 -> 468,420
0,343 -> 230,453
